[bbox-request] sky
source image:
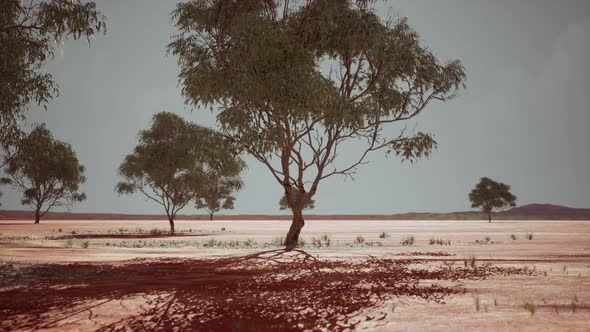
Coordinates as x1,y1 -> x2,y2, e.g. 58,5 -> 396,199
2,0 -> 589,215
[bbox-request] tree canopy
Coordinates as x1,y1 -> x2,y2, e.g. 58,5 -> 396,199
195,173 -> 243,220
116,112 -> 242,233
1,125 -> 87,223
170,0 -> 466,247
0,0 -> 105,161
279,192 -> 315,211
469,177 -> 517,222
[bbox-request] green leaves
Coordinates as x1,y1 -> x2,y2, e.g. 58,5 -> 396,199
117,112 -> 244,221
469,177 -> 517,216
279,192 -> 315,211
2,125 -> 87,219
388,132 -> 437,163
0,1 -> 105,151
170,1 -> 466,220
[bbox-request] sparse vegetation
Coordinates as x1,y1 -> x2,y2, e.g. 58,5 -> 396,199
524,232 -> 534,240
272,236 -> 285,247
312,234 -> 331,248
429,238 -> 451,245
81,241 -> 90,249
354,235 -> 365,245
464,256 -> 477,268
523,302 -> 537,316
379,232 -> 390,239
149,228 -> 164,236
401,236 -> 415,246
64,240 -> 73,249
474,296 -> 481,312
510,234 -> 517,241
204,238 -> 218,247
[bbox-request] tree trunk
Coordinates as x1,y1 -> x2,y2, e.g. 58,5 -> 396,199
169,218 -> 175,234
34,210 -> 40,224
285,208 -> 304,249
488,213 -> 492,223
209,212 -> 214,221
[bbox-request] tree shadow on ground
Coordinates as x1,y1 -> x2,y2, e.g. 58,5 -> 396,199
0,249 -> 532,331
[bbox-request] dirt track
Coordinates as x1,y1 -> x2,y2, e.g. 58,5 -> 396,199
1,219 -> 589,331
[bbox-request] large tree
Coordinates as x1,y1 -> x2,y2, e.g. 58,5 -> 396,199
469,177 -> 517,223
1,125 -> 87,224
1,1 -> 105,205
170,0 -> 466,247
0,0 -> 106,161
116,112 -> 242,233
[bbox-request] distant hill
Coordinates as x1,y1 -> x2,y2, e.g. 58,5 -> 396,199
1,204 -> 589,221
498,204 -> 590,219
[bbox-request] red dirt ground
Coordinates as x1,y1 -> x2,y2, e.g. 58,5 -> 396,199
1,219 -> 589,331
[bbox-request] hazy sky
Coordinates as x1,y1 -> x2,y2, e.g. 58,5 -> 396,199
2,0 -> 589,215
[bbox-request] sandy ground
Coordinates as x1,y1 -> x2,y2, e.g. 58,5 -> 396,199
1,219 -> 589,331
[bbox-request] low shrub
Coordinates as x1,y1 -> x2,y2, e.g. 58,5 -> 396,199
312,234 -> 331,247
149,228 -> 164,236
464,256 -> 477,268
400,236 -> 415,246
523,302 -> 536,316
354,235 -> 365,245
429,238 -> 451,245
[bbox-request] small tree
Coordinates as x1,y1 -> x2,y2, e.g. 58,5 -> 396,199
116,112 -> 241,233
1,125 -> 87,224
195,176 -> 243,220
279,192 -> 315,211
194,151 -> 244,221
469,177 -> 517,223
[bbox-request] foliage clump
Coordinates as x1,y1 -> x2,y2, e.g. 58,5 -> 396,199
1,126 -> 86,223
116,112 -> 243,233
469,177 -> 517,222
169,0 -> 466,247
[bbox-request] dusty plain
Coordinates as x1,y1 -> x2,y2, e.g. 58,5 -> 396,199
1,219 -> 589,331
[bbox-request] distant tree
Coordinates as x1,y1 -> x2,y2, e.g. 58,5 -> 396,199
279,192 -> 315,211
0,0 -> 106,160
1,125 -> 87,224
116,112 -> 242,233
194,138 -> 244,221
469,177 -> 517,223
195,174 -> 243,221
170,0 -> 465,247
